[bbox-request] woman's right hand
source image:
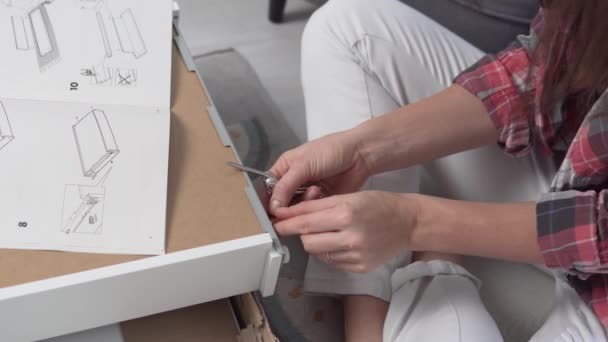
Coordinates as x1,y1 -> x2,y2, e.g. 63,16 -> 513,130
268,130 -> 371,214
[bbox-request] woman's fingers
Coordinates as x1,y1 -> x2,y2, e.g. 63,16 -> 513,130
273,196 -> 339,220
301,185 -> 325,201
300,231 -> 353,255
287,186 -> 325,207
311,254 -> 369,273
274,205 -> 342,236
312,249 -> 360,264
333,263 -> 369,274
269,164 -> 310,214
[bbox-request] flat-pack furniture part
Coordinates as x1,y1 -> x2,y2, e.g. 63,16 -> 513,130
0,42 -> 285,341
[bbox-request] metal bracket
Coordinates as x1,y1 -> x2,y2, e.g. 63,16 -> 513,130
207,105 -> 232,147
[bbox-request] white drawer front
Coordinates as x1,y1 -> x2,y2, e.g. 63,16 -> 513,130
0,234 -> 273,341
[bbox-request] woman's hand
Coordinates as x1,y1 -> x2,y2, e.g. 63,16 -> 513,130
273,191 -> 420,273
269,131 -> 371,213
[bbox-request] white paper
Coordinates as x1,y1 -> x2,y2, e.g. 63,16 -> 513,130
0,0 -> 172,108
0,0 -> 173,255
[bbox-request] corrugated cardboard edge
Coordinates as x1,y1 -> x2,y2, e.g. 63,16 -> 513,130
233,293 -> 278,342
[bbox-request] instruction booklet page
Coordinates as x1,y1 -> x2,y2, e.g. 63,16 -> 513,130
0,0 -> 173,255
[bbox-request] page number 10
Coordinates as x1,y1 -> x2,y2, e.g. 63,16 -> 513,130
70,82 -> 79,91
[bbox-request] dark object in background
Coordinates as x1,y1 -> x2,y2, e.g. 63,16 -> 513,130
268,0 -> 540,53
269,0 -> 287,23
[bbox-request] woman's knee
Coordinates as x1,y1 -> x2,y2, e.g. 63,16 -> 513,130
301,0 -> 379,56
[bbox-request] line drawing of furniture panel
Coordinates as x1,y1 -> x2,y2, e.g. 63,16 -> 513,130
61,184 -> 105,235
92,65 -> 113,84
80,66 -> 138,87
96,11 -> 112,58
0,102 -> 15,151
28,1 -> 61,72
73,109 -> 119,177
112,9 -> 147,58
11,16 -> 30,50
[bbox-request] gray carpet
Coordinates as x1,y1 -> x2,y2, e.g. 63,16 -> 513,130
194,49 -> 344,342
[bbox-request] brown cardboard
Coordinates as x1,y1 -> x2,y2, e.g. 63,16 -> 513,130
121,300 -> 238,342
119,294 -> 279,342
234,294 -> 278,342
0,44 -> 263,288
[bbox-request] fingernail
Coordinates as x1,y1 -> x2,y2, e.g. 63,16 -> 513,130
270,199 -> 281,211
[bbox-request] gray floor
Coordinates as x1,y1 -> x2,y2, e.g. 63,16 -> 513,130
178,0 -> 317,142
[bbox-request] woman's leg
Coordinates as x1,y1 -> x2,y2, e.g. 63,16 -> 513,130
528,274 -> 606,341
385,260 -> 503,342
300,0 -> 489,340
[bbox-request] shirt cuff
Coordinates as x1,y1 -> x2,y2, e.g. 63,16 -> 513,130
454,49 -> 533,157
536,190 -> 607,276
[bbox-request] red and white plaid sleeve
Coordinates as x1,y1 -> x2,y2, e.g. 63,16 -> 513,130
454,47 -> 535,156
537,189 -> 608,275
453,12 -> 543,157
537,113 -> 608,276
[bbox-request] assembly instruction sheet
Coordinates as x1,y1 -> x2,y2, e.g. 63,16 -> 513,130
0,0 -> 173,255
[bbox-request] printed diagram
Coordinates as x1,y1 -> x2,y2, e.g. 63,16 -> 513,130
78,0 -> 148,59
8,0 -> 146,78
80,67 -> 137,87
63,109 -> 117,235
0,0 -> 170,255
0,102 -> 15,151
115,68 -> 137,86
62,118 -> 115,235
9,1 -> 61,72
107,8 -> 147,59
73,109 -> 119,177
11,16 -> 29,50
29,1 -> 61,71
80,3 -> 147,87
2,0 -> 40,8
61,184 -> 105,234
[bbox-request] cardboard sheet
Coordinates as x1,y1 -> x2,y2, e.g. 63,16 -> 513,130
121,300 -> 238,342
0,45 -> 263,287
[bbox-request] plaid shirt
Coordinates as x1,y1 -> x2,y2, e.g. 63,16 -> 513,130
455,10 -> 608,326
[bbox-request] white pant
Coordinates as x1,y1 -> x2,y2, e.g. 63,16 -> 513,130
301,0 -> 607,340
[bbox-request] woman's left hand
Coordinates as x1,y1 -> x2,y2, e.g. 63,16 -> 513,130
273,191 -> 420,273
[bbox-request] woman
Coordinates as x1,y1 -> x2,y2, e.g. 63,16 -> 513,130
270,0 -> 608,341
